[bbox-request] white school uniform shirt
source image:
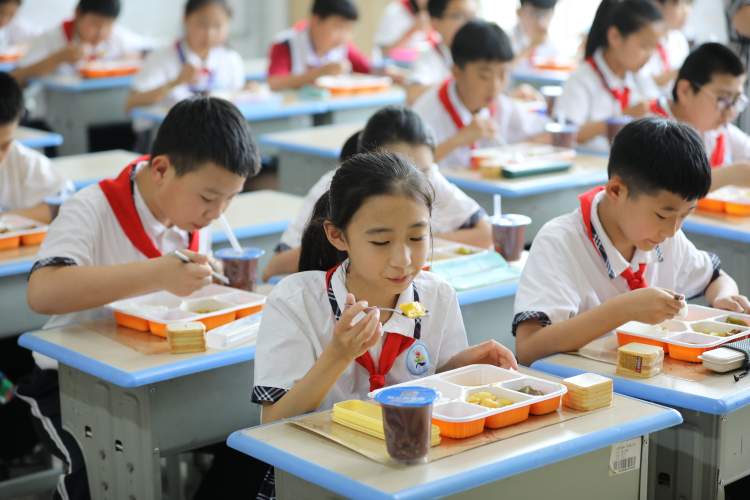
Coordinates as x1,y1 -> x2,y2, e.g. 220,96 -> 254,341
0,141 -> 72,212
555,49 -> 660,153
375,1 -> 425,49
31,160 -> 212,369
510,24 -> 560,62
20,22 -> 154,77
413,79 -> 548,168
0,15 -> 40,49
278,165 -> 485,249
654,98 -> 750,166
513,189 -> 719,336
252,263 -> 468,410
409,40 -> 452,86
130,41 -> 245,132
642,30 -> 690,94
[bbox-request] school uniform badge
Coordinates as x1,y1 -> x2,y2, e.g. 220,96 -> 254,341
406,341 -> 430,376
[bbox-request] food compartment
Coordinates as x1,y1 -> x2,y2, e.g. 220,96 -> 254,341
666,331 -> 723,362
215,291 -> 266,318
501,377 -> 566,415
0,215 -> 48,249
616,320 -> 685,351
431,401 -> 486,438
406,377 -> 463,404
464,386 -> 532,429
439,364 -> 522,387
690,321 -> 747,338
713,313 -> 750,328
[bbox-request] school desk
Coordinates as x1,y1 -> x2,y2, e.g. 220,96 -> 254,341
532,352 -> 750,500
682,214 -> 750,291
227,367 -> 681,500
511,64 -> 570,87
52,149 -> 139,189
39,74 -> 133,155
16,126 -> 63,149
18,319 -> 261,500
0,62 -> 15,72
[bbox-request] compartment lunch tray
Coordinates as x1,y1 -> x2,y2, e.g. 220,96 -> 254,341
697,185 -> 750,216
616,305 -> 750,362
0,214 -> 48,250
107,284 -> 265,338
368,364 -> 567,439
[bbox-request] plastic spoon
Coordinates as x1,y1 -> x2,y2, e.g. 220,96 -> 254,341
219,214 -> 243,253
493,194 -> 502,219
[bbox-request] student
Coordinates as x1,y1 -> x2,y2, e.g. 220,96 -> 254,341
511,0 -> 560,64
555,0 -> 663,152
0,72 -> 71,223
408,0 -> 476,90
12,0 -> 153,86
18,97 -> 259,500
0,0 -> 39,51
651,43 -> 750,174
267,0 -> 371,91
263,106 -> 492,281
413,19 -> 548,169
642,0 -> 692,93
253,151 -> 517,497
374,0 -> 430,57
127,0 -> 245,112
514,118 -> 749,365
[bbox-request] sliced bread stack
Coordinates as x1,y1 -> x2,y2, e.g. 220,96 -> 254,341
562,373 -> 613,411
616,342 -> 664,378
167,321 -> 207,354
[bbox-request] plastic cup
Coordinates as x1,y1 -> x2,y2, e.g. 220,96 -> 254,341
374,386 -> 438,465
215,247 -> 265,291
492,214 -> 532,262
606,116 -> 632,145
545,122 -> 578,149
540,85 -> 563,115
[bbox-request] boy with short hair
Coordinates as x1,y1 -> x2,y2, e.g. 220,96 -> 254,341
13,0 -> 152,85
267,0 -> 371,91
514,118 -> 749,366
0,72 -> 71,223
413,19 -> 547,169
19,96 -> 260,499
511,0 -> 560,63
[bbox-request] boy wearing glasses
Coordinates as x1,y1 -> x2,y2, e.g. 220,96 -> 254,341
652,42 -> 750,170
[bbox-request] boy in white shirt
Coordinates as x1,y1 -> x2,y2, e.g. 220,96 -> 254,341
374,0 -> 430,57
18,97 -> 260,500
0,72 -> 70,223
514,118 -> 749,365
13,0 -> 153,86
413,19 -> 547,169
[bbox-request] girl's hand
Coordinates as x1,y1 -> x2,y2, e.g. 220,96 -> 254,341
713,294 -> 750,313
443,340 -> 519,371
327,293 -> 382,361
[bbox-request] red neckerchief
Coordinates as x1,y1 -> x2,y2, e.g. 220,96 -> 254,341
579,187 -> 648,290
324,266 -> 417,392
649,98 -> 669,117
586,56 -> 631,111
437,78 -> 497,149
401,0 -> 417,15
656,43 -> 669,71
710,133 -> 726,168
62,20 -> 75,43
99,156 -> 200,259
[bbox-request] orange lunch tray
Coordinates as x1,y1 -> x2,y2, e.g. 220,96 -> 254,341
698,185 -> 750,216
79,62 -> 140,79
0,52 -> 21,62
108,284 -> 265,338
616,305 -> 750,363
315,74 -> 392,96
370,364 -> 567,439
0,214 -> 48,250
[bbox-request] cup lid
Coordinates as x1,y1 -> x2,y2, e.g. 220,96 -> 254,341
491,214 -> 532,227
545,122 -> 578,133
374,386 -> 438,407
215,247 -> 265,260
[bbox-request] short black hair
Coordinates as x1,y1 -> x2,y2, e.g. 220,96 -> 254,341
0,0 -> 22,6
76,0 -> 120,17
311,0 -> 358,20
150,97 -> 260,178
452,19 -> 514,68
428,0 -> 454,19
0,72 -> 25,126
185,0 -> 232,17
520,0 -> 558,9
609,117 -> 710,200
673,42 -> 746,102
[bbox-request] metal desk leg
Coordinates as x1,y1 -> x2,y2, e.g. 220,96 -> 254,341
59,360 -> 259,499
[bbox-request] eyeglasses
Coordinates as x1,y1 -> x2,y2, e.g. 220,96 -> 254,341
697,85 -> 749,114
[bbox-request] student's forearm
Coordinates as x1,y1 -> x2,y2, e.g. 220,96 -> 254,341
405,83 -> 429,105
262,247 -> 301,281
436,220 -> 493,249
268,71 -> 318,91
12,54 -> 63,86
653,70 -> 677,87
8,203 -> 53,224
126,81 -> 178,110
27,260 -> 165,315
435,132 -> 471,163
261,348 -> 351,423
575,121 -> 607,145
710,162 -> 750,190
705,272 -> 740,305
516,298 -> 630,366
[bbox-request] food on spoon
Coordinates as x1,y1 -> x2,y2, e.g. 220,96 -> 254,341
399,301 -> 427,319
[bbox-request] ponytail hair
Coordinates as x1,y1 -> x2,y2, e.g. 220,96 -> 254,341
584,0 -> 662,59
299,152 -> 434,272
